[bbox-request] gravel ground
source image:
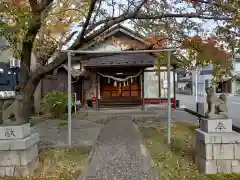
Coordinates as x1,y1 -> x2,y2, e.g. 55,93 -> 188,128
83,115 -> 158,180
31,119 -> 103,148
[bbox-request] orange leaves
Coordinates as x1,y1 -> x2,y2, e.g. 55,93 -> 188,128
181,36 -> 230,63
181,36 -> 202,50
179,35 -> 231,80
146,36 -> 167,48
2,0 -> 29,8
11,0 -> 25,5
45,0 -> 89,36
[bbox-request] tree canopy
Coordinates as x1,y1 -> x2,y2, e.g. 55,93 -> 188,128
131,0 -> 239,80
0,0 -> 239,122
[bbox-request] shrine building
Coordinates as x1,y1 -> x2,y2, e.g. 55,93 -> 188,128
42,25 -> 179,109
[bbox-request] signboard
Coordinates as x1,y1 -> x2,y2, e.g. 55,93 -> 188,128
144,71 -> 159,98
160,71 -> 174,98
162,79 -> 168,89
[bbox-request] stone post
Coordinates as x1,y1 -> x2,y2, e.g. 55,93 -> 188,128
0,91 -> 40,177
195,118 -> 240,174
196,102 -> 207,117
0,123 -> 40,176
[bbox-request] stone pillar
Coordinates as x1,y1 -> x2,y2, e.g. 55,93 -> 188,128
0,123 -> 39,176
195,118 -> 240,174
232,77 -> 236,95
196,102 -> 207,117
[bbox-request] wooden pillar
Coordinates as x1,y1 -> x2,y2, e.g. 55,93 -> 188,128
95,73 -> 99,110
98,74 -> 100,109
82,79 -> 86,108
141,71 -> 145,110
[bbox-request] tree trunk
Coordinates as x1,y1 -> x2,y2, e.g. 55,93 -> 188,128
14,78 -> 40,125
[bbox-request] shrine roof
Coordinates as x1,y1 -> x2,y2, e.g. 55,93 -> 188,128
82,53 -> 156,67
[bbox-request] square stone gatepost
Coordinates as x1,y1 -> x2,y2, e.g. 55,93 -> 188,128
196,102 -> 206,117
0,123 -> 40,176
195,118 -> 240,174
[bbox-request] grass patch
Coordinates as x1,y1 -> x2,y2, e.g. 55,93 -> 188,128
139,122 -> 240,180
56,121 -> 68,127
3,147 -> 90,180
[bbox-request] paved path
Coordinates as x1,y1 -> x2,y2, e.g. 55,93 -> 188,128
31,119 -> 103,148
83,116 -> 157,180
176,94 -> 240,127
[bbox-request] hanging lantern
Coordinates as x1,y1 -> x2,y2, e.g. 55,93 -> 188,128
108,78 -> 110,84
114,81 -> 117,87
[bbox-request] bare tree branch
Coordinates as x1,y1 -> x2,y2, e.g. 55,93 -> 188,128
192,0 -> 219,7
29,0 -> 40,13
126,0 -> 135,13
112,0 -> 115,17
29,0 -> 53,13
80,0 -> 148,47
78,0 -> 98,42
134,13 -> 232,20
85,17 -> 115,34
92,0 -> 103,24
38,0 -> 54,13
49,8 -> 87,18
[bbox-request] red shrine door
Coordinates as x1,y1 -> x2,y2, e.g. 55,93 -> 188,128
101,75 -> 141,100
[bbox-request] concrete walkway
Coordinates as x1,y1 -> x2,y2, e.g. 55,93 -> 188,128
31,119 -> 103,148
82,116 -> 157,180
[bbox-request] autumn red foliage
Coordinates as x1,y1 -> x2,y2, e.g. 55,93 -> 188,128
181,36 -> 230,62
146,36 -> 167,48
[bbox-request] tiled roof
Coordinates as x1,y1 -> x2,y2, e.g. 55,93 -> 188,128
83,53 -> 156,67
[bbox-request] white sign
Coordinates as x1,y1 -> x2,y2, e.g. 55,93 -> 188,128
162,80 -> 168,89
160,71 -> 174,98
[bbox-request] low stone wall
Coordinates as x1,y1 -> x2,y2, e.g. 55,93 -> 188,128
195,118 -> 240,174
0,123 -> 40,176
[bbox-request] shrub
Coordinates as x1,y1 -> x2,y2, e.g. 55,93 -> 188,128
42,91 -> 68,118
